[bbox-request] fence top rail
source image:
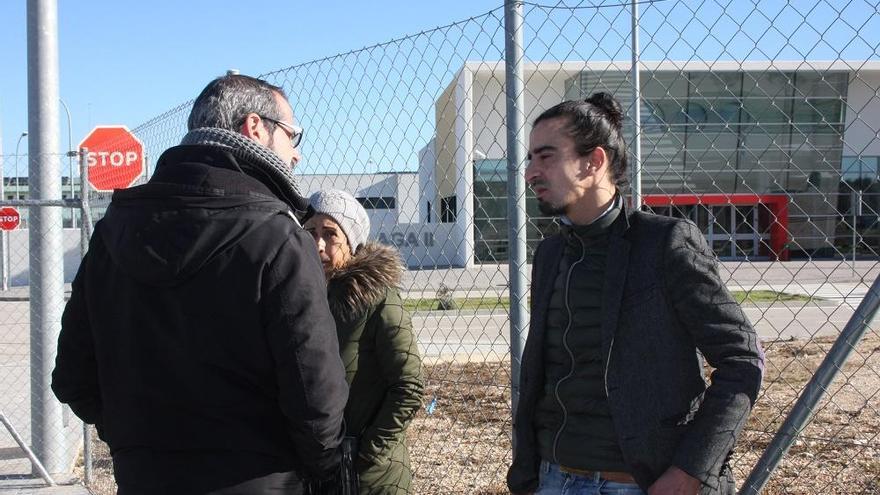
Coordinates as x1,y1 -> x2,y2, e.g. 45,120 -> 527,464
460,59 -> 880,73
0,199 -> 82,208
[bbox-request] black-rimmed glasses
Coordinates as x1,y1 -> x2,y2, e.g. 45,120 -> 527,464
261,116 -> 304,148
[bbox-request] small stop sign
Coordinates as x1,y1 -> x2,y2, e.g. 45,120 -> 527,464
79,126 -> 145,192
0,207 -> 21,231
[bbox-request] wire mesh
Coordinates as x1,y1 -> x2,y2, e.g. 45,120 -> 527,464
515,1 -> 880,493
0,151 -> 85,480
2,0 -> 877,493
262,11 -> 518,493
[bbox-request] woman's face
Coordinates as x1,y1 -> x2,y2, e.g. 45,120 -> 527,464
304,214 -> 353,274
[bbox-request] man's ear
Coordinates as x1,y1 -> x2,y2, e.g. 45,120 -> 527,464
240,113 -> 269,144
588,147 -> 609,174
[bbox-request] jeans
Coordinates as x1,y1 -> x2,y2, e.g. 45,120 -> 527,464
536,461 -> 646,495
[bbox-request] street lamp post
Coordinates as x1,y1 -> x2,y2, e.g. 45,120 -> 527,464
59,98 -> 75,228
14,132 -> 28,201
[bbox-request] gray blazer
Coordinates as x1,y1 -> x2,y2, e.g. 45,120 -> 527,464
507,206 -> 764,494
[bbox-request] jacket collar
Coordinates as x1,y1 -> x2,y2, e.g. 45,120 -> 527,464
327,242 -> 405,323
611,196 -> 635,238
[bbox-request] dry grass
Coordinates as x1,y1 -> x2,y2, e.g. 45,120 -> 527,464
730,333 -> 880,494
408,360 -> 513,494
80,333 -> 880,494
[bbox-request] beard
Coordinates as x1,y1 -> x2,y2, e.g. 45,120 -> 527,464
537,198 -> 567,217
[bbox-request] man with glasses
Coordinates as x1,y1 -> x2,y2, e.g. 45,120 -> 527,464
53,74 -> 347,494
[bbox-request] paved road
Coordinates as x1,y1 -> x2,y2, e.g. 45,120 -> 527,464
401,260 -> 880,298
0,302 -> 80,479
412,276 -> 876,361
413,298 -> 864,362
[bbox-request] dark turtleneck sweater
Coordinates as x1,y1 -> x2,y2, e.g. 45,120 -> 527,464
534,197 -> 628,472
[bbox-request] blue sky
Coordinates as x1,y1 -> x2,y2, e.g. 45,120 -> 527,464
0,0 -> 502,161
1,0 -> 877,175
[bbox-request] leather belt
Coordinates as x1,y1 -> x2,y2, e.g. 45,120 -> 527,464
559,465 -> 637,484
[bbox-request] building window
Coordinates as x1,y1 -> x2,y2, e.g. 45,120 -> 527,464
440,195 -> 456,223
356,196 -> 396,209
840,156 -> 880,232
426,201 -> 432,223
564,68 -> 854,258
842,156 -> 879,183
472,159 -> 554,263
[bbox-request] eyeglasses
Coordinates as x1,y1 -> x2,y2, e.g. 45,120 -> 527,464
260,116 -> 304,148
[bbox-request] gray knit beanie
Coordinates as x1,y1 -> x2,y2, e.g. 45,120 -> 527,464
309,189 -> 371,252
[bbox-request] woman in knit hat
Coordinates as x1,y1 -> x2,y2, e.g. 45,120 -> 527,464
304,189 -> 424,495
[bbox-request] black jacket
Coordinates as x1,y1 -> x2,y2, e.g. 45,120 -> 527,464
52,145 -> 348,493
508,207 -> 764,494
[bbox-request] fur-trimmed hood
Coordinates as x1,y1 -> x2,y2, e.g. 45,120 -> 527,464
327,242 -> 405,322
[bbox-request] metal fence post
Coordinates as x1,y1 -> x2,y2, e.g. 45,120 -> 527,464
79,148 -> 92,256
505,0 -> 529,433
78,147 -> 93,484
742,273 -> 880,493
630,0 -> 642,210
27,0 -> 68,473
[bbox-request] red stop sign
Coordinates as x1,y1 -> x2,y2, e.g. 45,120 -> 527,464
0,207 -> 21,231
79,126 -> 145,192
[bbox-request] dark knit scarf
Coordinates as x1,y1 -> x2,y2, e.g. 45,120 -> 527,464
181,127 -> 309,215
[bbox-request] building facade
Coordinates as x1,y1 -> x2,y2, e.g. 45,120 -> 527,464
8,61 -> 880,271
421,61 -> 880,266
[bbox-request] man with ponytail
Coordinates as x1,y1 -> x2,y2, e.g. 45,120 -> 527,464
507,93 -> 764,495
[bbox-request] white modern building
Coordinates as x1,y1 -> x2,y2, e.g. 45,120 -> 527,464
416,60 -> 880,267
16,60 -> 880,274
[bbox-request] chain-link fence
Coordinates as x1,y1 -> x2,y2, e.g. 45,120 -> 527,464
0,151 -> 86,484
2,0 -> 879,493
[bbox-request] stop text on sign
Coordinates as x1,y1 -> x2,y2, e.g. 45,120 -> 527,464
79,125 -> 145,192
87,151 -> 140,167
0,207 -> 21,231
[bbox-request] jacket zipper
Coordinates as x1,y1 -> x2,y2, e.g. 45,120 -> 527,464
550,234 -> 586,464
604,332 -> 614,398
604,240 -> 618,398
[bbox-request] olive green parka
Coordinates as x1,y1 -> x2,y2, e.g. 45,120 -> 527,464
326,242 -> 424,495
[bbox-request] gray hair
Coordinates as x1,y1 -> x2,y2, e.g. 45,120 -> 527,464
187,74 -> 286,132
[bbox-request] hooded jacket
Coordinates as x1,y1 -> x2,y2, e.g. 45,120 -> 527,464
52,144 -> 348,493
326,242 -> 424,494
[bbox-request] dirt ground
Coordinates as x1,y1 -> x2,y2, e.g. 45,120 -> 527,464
80,333 -> 879,494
